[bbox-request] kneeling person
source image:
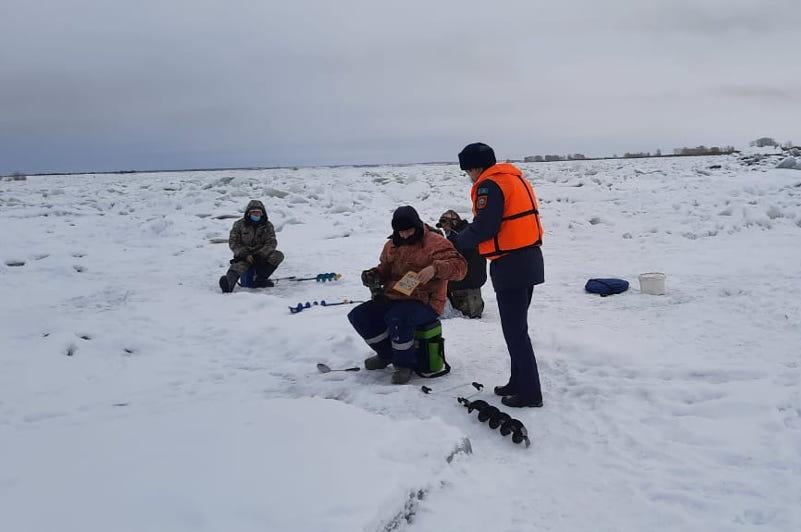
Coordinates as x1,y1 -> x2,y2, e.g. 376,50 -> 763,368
348,206 -> 467,384
436,210 -> 486,319
219,199 -> 284,293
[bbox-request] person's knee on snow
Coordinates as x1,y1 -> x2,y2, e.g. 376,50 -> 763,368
448,287 -> 484,319
466,288 -> 485,318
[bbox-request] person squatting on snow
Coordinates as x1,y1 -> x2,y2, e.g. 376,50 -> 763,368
455,143 -> 545,408
435,210 -> 487,319
348,206 -> 467,384
219,199 -> 285,293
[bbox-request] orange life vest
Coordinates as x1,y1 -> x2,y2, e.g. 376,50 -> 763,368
470,163 -> 543,259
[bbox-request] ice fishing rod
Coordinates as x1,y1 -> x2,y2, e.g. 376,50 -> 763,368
274,272 -> 342,283
289,299 -> 366,314
316,363 -> 360,373
420,381 -> 485,405
421,381 -> 483,396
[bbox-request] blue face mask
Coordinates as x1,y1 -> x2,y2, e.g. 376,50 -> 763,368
249,214 -> 262,222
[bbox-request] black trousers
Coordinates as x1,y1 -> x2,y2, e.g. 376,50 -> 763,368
496,286 -> 542,399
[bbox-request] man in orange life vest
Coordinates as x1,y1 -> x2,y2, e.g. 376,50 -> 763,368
454,142 -> 545,407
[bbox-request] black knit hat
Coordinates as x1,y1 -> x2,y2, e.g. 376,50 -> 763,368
391,205 -> 422,231
458,142 -> 496,171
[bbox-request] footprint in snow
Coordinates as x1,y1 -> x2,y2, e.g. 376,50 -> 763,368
777,405 -> 801,429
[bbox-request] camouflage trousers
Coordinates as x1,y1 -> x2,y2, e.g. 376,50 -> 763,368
448,288 -> 484,319
229,249 -> 284,276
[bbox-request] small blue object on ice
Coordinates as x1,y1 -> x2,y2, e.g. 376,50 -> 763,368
585,278 -> 629,297
238,268 -> 256,287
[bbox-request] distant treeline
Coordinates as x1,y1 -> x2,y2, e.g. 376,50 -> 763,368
522,137 -> 799,164
524,146 -> 738,163
671,145 -> 737,156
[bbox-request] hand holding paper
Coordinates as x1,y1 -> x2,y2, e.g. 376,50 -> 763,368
392,271 -> 421,296
416,265 -> 436,284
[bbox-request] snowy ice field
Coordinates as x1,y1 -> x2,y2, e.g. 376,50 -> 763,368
1,154 -> 801,531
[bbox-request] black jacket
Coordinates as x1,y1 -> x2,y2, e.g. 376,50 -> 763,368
446,219 -> 487,290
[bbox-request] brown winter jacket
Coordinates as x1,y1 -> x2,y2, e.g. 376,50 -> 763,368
228,200 -> 278,259
374,228 -> 467,315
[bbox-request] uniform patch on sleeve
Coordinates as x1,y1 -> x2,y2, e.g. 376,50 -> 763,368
476,195 -> 489,209
477,187 -> 489,195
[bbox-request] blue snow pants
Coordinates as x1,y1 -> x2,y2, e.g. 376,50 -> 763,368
496,286 -> 543,399
347,299 -> 439,369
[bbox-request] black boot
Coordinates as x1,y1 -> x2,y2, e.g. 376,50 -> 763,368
501,394 -> 543,408
364,354 -> 391,370
253,261 -> 278,288
219,269 -> 240,293
391,367 -> 413,384
494,383 -> 516,396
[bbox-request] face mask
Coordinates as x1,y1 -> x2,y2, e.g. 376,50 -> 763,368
249,215 -> 262,222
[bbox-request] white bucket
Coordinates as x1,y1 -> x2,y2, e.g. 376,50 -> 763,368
638,272 -> 667,295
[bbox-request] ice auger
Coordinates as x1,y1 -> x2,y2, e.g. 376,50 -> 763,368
457,398 -> 531,448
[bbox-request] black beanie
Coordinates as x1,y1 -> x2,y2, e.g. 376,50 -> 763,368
391,205 -> 422,231
458,142 -> 497,171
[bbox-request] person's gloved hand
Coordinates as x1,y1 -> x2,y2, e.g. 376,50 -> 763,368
370,287 -> 389,305
361,268 -> 382,289
436,210 -> 463,236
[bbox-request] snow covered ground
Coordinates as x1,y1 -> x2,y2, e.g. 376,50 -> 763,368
1,154 -> 800,531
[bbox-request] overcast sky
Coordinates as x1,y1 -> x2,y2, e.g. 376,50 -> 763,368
2,0 -> 800,174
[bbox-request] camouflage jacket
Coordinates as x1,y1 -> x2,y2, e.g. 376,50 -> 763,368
228,200 -> 278,258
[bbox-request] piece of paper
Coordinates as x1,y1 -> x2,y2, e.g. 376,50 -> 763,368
392,271 -> 420,296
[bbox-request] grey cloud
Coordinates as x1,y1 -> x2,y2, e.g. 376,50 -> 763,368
1,0 -> 800,174
717,86 -> 801,103
630,0 -> 801,33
